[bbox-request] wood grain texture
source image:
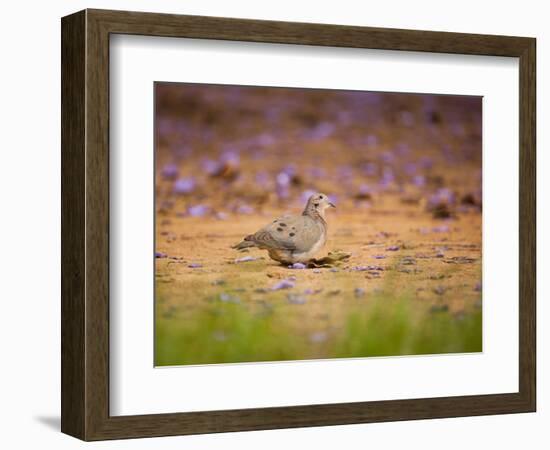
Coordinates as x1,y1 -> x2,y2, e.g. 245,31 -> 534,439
518,39 -> 536,409
61,8 -> 537,441
61,10 -> 86,439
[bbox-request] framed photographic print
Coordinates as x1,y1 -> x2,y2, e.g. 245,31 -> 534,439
61,9 -> 536,441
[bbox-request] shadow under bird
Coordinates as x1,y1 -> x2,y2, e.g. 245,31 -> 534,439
233,193 -> 336,264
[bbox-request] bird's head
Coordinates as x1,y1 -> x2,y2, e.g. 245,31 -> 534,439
304,193 -> 336,216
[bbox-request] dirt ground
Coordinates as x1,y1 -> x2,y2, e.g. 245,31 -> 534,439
155,198 -> 481,359
153,84 -> 482,365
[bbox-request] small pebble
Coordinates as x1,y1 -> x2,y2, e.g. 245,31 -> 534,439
433,286 -> 446,295
354,287 -> 366,298
386,245 -> 400,251
219,293 -> 240,304
430,304 -> 449,313
155,252 -> 167,258
287,294 -> 307,304
400,257 -> 416,266
212,331 -> 229,342
188,263 -> 202,268
289,262 -> 307,269
309,332 -> 328,343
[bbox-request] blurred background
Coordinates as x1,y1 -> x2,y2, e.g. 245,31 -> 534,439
155,83 -> 482,220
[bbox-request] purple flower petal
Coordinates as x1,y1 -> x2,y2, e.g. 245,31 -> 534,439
362,162 -> 378,176
235,256 -> 259,263
276,172 -> 291,187
300,190 -> 317,203
419,156 -> 434,170
187,204 -> 209,217
257,133 -> 276,146
428,189 -> 456,208
173,177 -> 196,195
160,163 -> 179,180
307,122 -> 335,140
412,175 -> 426,187
220,149 -> 240,166
255,171 -> 271,186
271,279 -> 295,290
366,134 -> 379,147
202,159 -> 222,175
236,204 -> 254,215
432,225 -> 450,233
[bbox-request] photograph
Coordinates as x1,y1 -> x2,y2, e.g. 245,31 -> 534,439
154,82 -> 483,366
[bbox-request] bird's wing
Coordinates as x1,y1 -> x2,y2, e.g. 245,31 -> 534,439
251,215 -> 296,250
251,215 -> 321,252
287,216 -> 324,252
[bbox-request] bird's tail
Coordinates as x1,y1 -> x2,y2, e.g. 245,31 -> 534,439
231,235 -> 256,250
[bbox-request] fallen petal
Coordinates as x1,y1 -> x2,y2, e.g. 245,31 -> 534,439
271,279 -> 295,290
235,256 -> 259,263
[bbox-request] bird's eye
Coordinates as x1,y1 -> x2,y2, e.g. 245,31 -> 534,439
319,195 -> 323,199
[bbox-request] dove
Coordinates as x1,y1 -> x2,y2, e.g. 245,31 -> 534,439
233,193 -> 335,264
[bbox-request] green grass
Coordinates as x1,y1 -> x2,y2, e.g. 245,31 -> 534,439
155,291 -> 482,366
332,295 -> 482,358
155,302 -> 310,365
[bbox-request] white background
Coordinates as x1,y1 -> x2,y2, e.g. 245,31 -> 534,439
110,36 -> 519,415
0,0 -> 547,449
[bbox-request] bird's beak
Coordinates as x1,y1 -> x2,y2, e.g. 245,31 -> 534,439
329,202 -> 336,208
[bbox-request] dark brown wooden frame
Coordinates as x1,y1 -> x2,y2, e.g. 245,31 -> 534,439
61,8 -> 536,441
